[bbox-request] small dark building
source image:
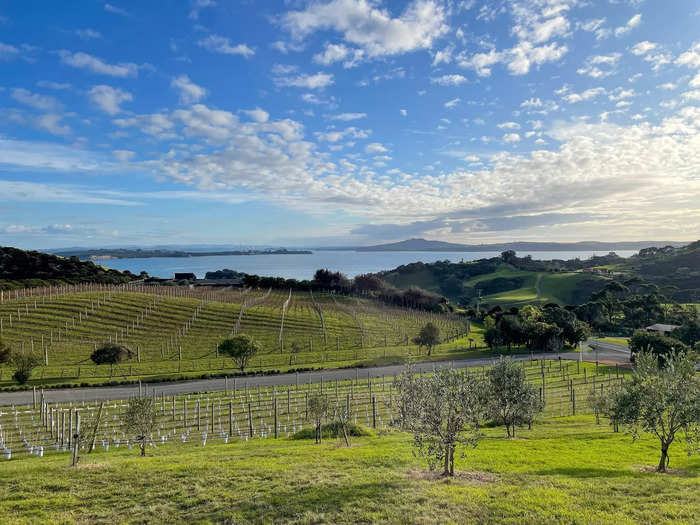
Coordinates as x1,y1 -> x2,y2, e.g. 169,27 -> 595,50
174,272 -> 197,280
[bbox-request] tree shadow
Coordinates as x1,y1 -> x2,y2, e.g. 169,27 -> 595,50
533,466 -> 635,478
221,479 -> 406,522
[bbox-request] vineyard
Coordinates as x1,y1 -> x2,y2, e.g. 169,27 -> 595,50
0,359 -> 627,461
0,284 -> 469,387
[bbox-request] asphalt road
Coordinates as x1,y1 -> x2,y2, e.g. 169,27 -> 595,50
0,340 -> 630,406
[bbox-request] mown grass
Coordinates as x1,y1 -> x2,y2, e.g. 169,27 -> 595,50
0,416 -> 697,524
597,337 -> 629,347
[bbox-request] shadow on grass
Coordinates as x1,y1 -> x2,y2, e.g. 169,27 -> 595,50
533,466 -> 635,478
222,480 -> 406,522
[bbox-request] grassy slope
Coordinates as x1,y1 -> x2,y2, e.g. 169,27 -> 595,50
384,263 -> 607,308
1,417 -> 697,524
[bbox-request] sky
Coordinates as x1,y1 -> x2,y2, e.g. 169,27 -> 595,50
1,0 -> 699,249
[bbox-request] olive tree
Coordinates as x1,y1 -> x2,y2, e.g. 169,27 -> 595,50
413,322 -> 441,356
122,396 -> 158,457
307,392 -> 330,444
91,343 -> 133,377
485,358 -> 543,438
219,335 -> 262,372
394,366 -> 484,476
606,350 -> 699,472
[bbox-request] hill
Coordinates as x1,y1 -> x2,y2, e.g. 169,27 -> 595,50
0,285 -> 469,387
616,240 -> 700,302
0,246 -> 138,289
356,238 -> 685,252
376,258 -> 610,307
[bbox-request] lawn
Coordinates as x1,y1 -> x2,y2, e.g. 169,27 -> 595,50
0,416 -> 697,524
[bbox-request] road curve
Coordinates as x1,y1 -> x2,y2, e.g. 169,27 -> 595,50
0,341 -> 630,406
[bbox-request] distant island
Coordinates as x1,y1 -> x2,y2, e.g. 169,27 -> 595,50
352,238 -> 685,252
53,248 -> 312,260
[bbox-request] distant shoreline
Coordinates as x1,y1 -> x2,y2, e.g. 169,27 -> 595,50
54,249 -> 313,260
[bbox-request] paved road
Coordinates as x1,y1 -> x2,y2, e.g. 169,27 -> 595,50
0,340 -> 630,406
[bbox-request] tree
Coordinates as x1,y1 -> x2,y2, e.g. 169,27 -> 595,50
672,320 -> 700,349
90,343 -> 132,377
394,367 -> 484,476
219,335 -> 262,372
0,338 -> 11,364
10,352 -> 41,384
122,396 -> 158,457
629,331 -> 688,363
307,392 -> 330,444
605,351 -> 700,472
413,322 -> 441,356
485,358 -> 543,438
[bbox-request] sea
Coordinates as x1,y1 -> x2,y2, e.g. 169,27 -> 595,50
97,250 -> 639,280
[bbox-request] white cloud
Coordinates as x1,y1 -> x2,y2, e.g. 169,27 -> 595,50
37,80 -> 71,90
11,88 -> 58,110
498,121 -> 520,130
58,50 -> 139,77
521,97 -> 542,108
503,133 -> 520,143
400,109 -> 407,116
577,53 -> 621,78
316,127 -> 370,142
614,13 -> 642,37
432,45 -> 453,66
282,0 -> 449,59
171,75 -> 207,104
104,3 -> 129,16
76,28 -> 102,40
36,114 -> 71,136
690,73 -> 700,88
444,97 -> 460,108
274,72 -> 334,89
313,43 -> 364,68
676,42 -> 700,69
0,42 -> 20,60
330,112 -> 367,121
198,35 -> 254,57
562,87 -> 606,103
112,149 -> 135,162
365,142 -> 388,153
631,41 -> 657,55
430,74 -> 467,86
88,85 -> 132,115
189,0 -> 216,20
113,113 -> 175,139
242,107 -> 270,123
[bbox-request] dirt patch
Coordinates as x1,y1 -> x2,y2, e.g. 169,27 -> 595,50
406,469 -> 498,484
635,465 -> 687,475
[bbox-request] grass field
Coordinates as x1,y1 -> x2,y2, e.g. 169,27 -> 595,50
1,415 -> 697,524
2,358 -> 696,524
0,284 -> 473,388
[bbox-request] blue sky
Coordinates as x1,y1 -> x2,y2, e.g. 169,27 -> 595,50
1,0 -> 699,249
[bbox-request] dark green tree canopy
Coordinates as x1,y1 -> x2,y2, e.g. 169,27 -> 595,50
90,343 -> 133,366
219,334 -> 262,371
413,322 -> 441,355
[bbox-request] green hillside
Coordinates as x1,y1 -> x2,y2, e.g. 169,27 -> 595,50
0,284 -> 469,387
381,261 -> 609,308
0,246 -> 138,289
